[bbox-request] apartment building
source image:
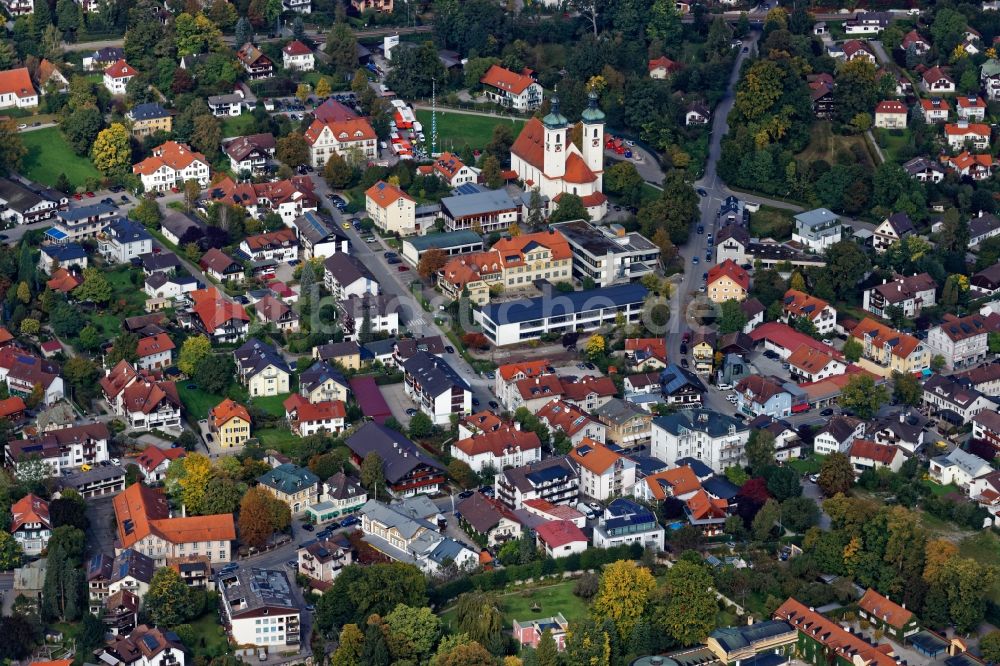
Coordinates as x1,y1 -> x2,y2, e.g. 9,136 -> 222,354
851,317 -> 930,376
651,409 -> 750,473
133,141 -> 210,192
550,220 -> 659,287
218,568 -> 299,646
570,439 -> 636,500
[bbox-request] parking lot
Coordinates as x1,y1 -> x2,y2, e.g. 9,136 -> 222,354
553,363 -> 603,380
379,382 -> 414,428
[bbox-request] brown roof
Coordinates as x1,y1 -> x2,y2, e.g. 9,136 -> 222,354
686,489 -> 728,520
849,439 -> 900,466
254,294 -> 291,322
871,273 -> 937,303
46,268 -> 82,293
479,64 -> 535,94
516,374 -> 564,401
0,395 -> 26,418
114,482 -> 235,549
453,427 -> 541,457
135,333 -> 174,359
774,598 -> 898,666
736,375 -> 787,403
191,288 -> 249,331
498,359 -> 552,382
104,59 -> 138,79
708,259 -> 750,291
100,359 -> 139,399
935,313 -> 989,342
922,65 -> 952,85
643,466 -> 701,500
122,379 -> 179,415
852,317 -> 922,359
198,247 -> 241,274
223,133 -> 276,161
561,375 -> 617,401
511,118 -> 547,173
456,492 -> 515,534
536,399 -> 596,438
492,230 -> 573,267
135,445 -> 186,473
858,588 -> 914,629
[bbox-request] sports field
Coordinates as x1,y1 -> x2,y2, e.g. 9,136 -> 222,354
414,109 -> 526,152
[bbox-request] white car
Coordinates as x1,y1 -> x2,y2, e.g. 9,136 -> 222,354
822,338 -> 833,345
717,383 -> 733,390
111,457 -> 121,466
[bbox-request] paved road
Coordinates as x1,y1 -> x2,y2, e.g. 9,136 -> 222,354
869,40 -> 892,65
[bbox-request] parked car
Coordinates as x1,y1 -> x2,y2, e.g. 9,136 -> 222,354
397,265 -> 409,272
820,408 -> 834,416
472,397 -> 480,406
445,345 -> 455,353
488,400 -> 499,409
301,523 -> 314,532
341,516 -> 361,527
458,490 -> 474,499
405,408 -> 417,416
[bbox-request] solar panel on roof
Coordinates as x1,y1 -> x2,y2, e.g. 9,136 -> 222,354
140,634 -> 160,651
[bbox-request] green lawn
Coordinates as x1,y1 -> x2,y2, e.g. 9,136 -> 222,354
185,612 -> 232,659
440,581 -> 589,632
789,455 -> 825,476
796,121 -> 873,169
255,428 -> 299,452
750,206 -> 795,241
251,392 -> 292,417
177,383 -> 228,420
20,126 -> 101,189
875,128 -> 913,164
958,531 -> 1000,605
222,114 -> 259,137
923,480 -> 961,497
106,268 -> 149,311
414,109 -> 526,152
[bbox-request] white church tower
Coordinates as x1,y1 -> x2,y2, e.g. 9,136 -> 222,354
581,91 -> 605,187
542,96 -> 568,178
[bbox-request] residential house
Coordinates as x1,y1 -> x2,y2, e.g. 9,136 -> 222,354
451,417 -> 542,473
793,208 -> 842,252
929,447 -> 992,490
402,351 -> 471,425
648,55 -> 682,79
973,410 -> 1000,457
550,220 -> 658,288
851,317 -> 930,376
871,409 -> 928,455
857,588 -> 920,642
919,98 -> 950,123
299,360 -> 349,403
338,294 -> 398,342
102,589 -> 140,636
537,399 -> 607,447
160,211 -> 207,246
901,30 -> 931,53
456,492 -> 522,546
774,599 -> 900,666
297,537 -> 352,587
945,122 -> 991,151
903,156 -> 946,182
281,40 -> 314,71
190,288 -> 249,343
922,374 -> 996,425
686,103 -> 710,125
741,298 -> 766,333
5,422 -> 109,476
133,141 -> 210,192
479,64 -> 543,111
10,494 -> 50,556
707,621 -> 798,665
922,66 -> 955,94
809,78 -> 835,118
561,375 -> 617,413
223,133 -> 275,174
126,103 -> 172,138
236,43 -> 273,79
845,11 -> 890,34
983,58 -> 1000,100
736,375 -> 792,418
814,416 -> 866,455
570,439 -> 636,500
660,363 -> 707,405
206,90 -> 253,117
141,252 -> 181,276
863,273 -> 937,318
113,482 -> 235,565
706,259 -> 750,303
358,499 -> 477,574
926,313 -> 990,370
495,359 -> 555,409
251,295 -> 297,333
420,152 -> 476,188
208,175 -> 318,225
971,211 -> 1000,246
786,346 -> 846,383
304,116 -> 378,168
134,445 -> 185,483
874,100 -> 907,128
345,422 -> 447,496
873,213 -> 915,253
209,398 -> 252,448
258,464 -> 320,515
99,218 -> 153,264
0,68 -> 37,109
49,201 -> 116,241
96,625 -> 185,666
957,95 -> 987,120
306,471 -> 366,524
83,46 -> 124,71
323,252 -> 379,299
282,394 -> 346,436
535,520 -> 588,558
234,338 -> 291,397
782,289 -> 837,335
651,409 -> 749,473
218,568 -> 299,646
593,398 -> 652,447
495,455 -> 580,509
100,361 -> 181,430
513,615 -> 569,652
624,338 -> 668,372
843,40 -> 876,62
351,0 -> 391,12
0,178 -> 59,226
592,498 -> 665,551
103,60 -> 138,95
849,439 -> 906,474
134,332 -> 175,371
0,346 -> 64,405
239,228 -> 298,263
293,211 -> 350,260
972,262 -> 1000,296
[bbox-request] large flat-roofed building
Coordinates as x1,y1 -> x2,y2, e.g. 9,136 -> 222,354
550,220 -> 659,287
793,207 -> 842,252
475,283 -> 648,346
441,189 -> 520,233
218,568 -> 299,647
401,230 -> 484,266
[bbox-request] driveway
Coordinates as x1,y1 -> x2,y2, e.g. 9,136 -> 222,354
84,496 -> 118,558
801,478 -> 832,530
379,382 -> 414,429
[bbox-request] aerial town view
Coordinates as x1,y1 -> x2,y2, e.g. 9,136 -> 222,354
2,0 -> 1000,665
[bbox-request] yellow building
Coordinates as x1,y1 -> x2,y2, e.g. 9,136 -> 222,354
209,398 -> 252,448
126,103 -> 173,138
851,317 -> 930,376
707,259 -> 750,304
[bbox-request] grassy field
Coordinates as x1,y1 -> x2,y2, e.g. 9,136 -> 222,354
789,455 -> 825,476
797,121 -> 873,168
20,127 -> 101,189
958,532 -> 1000,605
875,128 -> 913,164
185,612 -> 232,659
252,392 -> 292,418
414,109 -> 526,152
256,428 -> 300,452
440,581 -> 589,631
749,206 -> 795,241
222,114 -> 259,138
923,480 -> 961,497
177,383 -> 228,420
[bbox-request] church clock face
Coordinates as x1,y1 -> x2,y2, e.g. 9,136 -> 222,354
592,138 -> 600,147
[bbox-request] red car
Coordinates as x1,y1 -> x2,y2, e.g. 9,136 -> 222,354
85,191 -> 95,197
397,265 -> 409,272
72,193 -> 82,200
171,187 -> 180,193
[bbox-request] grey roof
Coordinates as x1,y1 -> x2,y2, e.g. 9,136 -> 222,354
593,397 -> 647,426
258,463 -> 319,494
88,552 -> 113,582
402,351 -> 469,397
818,415 -> 863,443
323,252 -> 375,287
324,471 -> 364,501
293,211 -> 348,245
104,218 -> 153,244
299,360 -> 348,394
970,213 -> 1000,241
160,211 -> 207,239
208,92 -> 246,105
903,157 -> 943,176
145,272 -> 168,289
885,212 -> 915,236
500,455 -> 577,493
710,620 -> 795,653
36,401 -> 77,430
141,252 -> 181,271
57,464 -> 126,489
702,475 -> 740,500
90,46 -> 123,61
404,230 -> 483,252
551,220 -> 657,256
234,338 -> 290,376
441,189 -> 517,219
794,207 -> 839,228
364,337 -> 397,358
415,203 -> 442,217
426,537 -> 470,566
660,364 -> 706,395
58,202 -> 116,222
0,178 -> 45,213
675,457 -> 716,479
479,284 -> 648,325
314,341 -> 361,360
110,549 -> 155,585
341,293 -> 396,318
874,409 -> 927,443
127,103 -> 169,121
360,499 -> 436,540
219,568 -> 297,617
345,422 -> 445,484
923,375 -> 990,409
653,409 -> 748,438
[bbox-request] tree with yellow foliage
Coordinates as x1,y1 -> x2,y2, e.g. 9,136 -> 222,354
590,560 -> 656,641
91,123 -> 131,176
585,334 -> 606,360
295,83 -> 310,103
315,77 -> 332,99
166,453 -> 214,515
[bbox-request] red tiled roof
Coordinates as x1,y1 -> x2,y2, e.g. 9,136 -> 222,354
46,268 -> 82,293
957,96 -> 986,109
648,56 -> 682,73
516,374 -> 564,401
283,393 -> 346,422
0,67 -> 36,99
563,152 -> 598,183
922,66 -> 952,85
561,375 -> 617,401
851,317 -> 922,359
135,445 -> 186,473
535,519 -> 587,548
536,399 -> 595,437
133,141 -> 206,175
304,117 -> 376,145
104,59 -> 138,79
783,289 -> 831,321
191,288 -> 249,331
875,100 -> 906,114
570,438 -> 625,474
210,398 -> 251,428
365,180 -> 413,207
849,438 -> 900,465
100,359 -> 139,399
0,396 -> 26,418
708,259 -> 750,291
736,375 -> 787,403
920,98 -> 950,111
858,588 -> 914,629
511,118 -> 546,173
498,359 -> 552,382
750,322 -> 839,356
136,333 -> 174,359
643,466 -> 701,500
11,493 -> 49,532
492,230 -> 573,266
686,489 -> 727,520
786,345 -> 838,374
479,64 -> 535,94
774,598 -> 898,666
114,482 -> 235,548
282,40 -> 311,56
944,122 -> 990,136
453,427 -> 541,457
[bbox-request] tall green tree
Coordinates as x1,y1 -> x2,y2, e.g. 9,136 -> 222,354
818,452 -> 854,496
652,560 -> 717,645
838,373 -> 889,419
